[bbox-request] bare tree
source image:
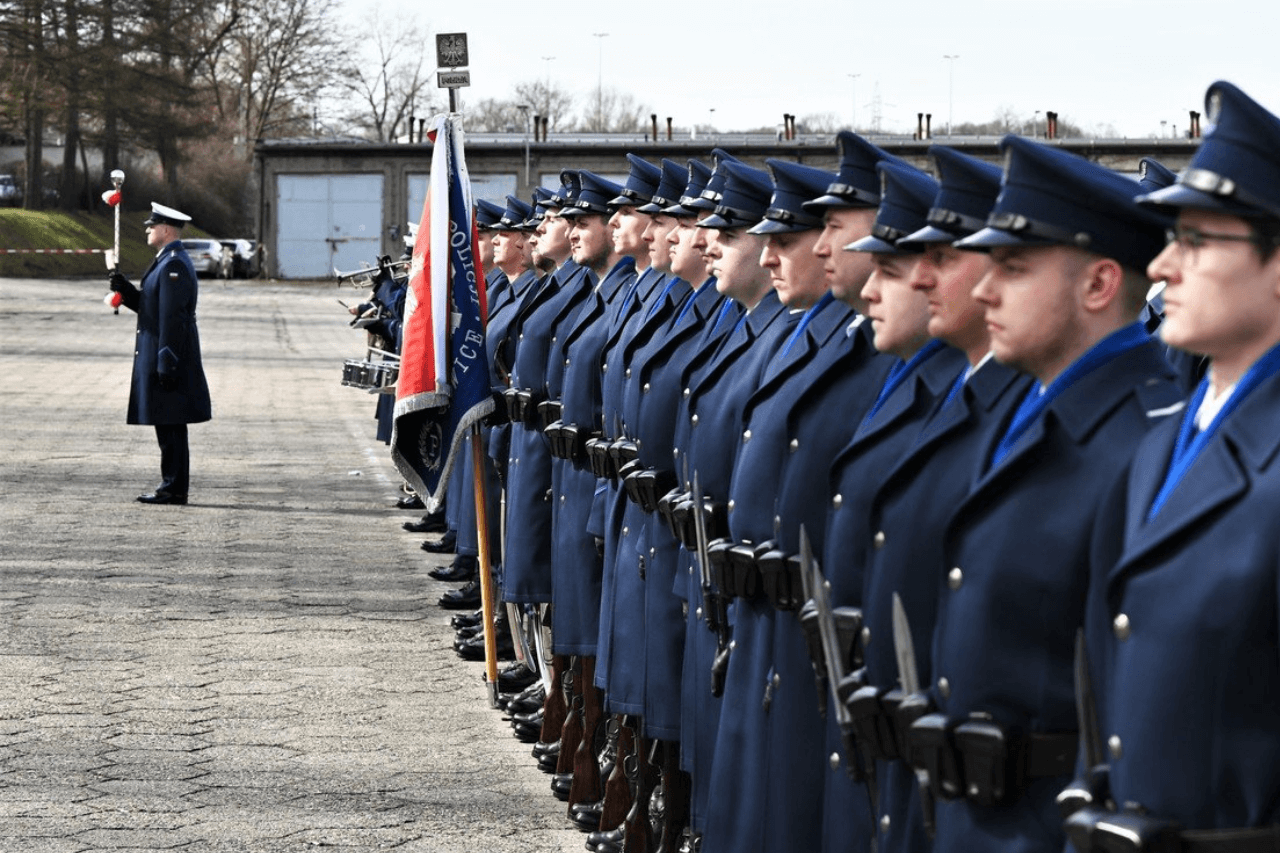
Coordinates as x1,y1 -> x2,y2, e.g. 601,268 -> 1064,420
513,79 -> 574,132
339,10 -> 437,142
464,97 -> 529,134
576,86 -> 647,133
796,111 -> 845,134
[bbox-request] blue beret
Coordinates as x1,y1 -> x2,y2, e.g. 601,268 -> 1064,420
698,160 -> 773,231
608,154 -> 663,207
637,159 -> 689,214
804,131 -> 908,213
901,145 -> 1004,246
747,159 -> 837,235
846,162 -> 939,254
956,135 -> 1171,272
562,170 -> 624,218
1139,81 -> 1280,220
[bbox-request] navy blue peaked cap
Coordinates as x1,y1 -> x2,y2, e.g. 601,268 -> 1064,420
805,131 -> 908,213
846,162 -> 939,254
609,154 -> 662,207
956,135 -> 1171,271
902,145 -> 1004,246
747,159 -> 837,235
497,196 -> 533,231
475,199 -> 505,231
1137,158 -> 1177,194
663,159 -> 713,216
1139,81 -> 1280,220
684,149 -> 740,213
562,171 -> 624,218
698,160 -> 773,231
638,159 -> 689,214
525,186 -> 555,228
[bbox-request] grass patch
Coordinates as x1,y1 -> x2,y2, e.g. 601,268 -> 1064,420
0,209 -> 216,278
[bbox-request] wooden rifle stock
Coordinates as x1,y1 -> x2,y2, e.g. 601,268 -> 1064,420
568,655 -> 605,806
540,654 -> 569,746
655,741 -> 691,853
622,733 -> 658,853
597,715 -> 636,832
554,658 -> 583,777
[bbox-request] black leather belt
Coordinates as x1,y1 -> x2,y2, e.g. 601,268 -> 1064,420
536,399 -> 563,432
906,713 -> 1077,807
1067,808 -> 1280,853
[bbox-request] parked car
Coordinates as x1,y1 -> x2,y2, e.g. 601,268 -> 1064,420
219,238 -> 262,278
181,239 -> 232,278
0,174 -> 22,207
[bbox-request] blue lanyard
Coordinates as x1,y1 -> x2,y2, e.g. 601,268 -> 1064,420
780,291 -> 835,356
990,323 -> 1150,468
862,339 -> 947,425
1147,342 -> 1280,520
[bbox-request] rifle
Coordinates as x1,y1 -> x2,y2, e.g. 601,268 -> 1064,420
596,714 -> 636,834
568,655 -> 606,808
621,731 -> 659,853
540,653 -> 570,752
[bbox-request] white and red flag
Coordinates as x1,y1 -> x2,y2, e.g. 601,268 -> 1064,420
390,115 -> 492,511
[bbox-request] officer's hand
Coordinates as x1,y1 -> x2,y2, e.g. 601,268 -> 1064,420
108,271 -> 131,292
156,372 -> 177,391
364,319 -> 390,339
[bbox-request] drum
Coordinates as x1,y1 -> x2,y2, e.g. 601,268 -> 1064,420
341,348 -> 400,393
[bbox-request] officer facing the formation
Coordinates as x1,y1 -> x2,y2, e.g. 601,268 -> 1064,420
904,136 -> 1185,853
1063,80 -> 1280,851
109,202 -> 212,505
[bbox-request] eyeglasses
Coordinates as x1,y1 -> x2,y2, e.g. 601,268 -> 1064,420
1165,225 -> 1260,252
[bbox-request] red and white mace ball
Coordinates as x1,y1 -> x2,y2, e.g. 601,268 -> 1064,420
102,190 -> 121,206
104,291 -> 123,308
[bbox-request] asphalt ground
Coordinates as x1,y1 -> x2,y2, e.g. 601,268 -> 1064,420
0,276 -> 583,853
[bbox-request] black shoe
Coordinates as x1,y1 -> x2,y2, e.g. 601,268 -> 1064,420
586,826 -> 624,853
428,556 -> 475,582
570,801 -> 603,831
532,738 -> 559,760
498,662 -> 539,693
438,580 -> 482,610
403,516 -> 448,534
450,610 -> 483,630
512,717 -> 542,743
455,632 -> 515,661
137,490 -> 187,505
534,742 -> 560,773
550,771 -> 572,801
499,682 -> 544,713
420,535 -> 458,554
396,494 -> 424,510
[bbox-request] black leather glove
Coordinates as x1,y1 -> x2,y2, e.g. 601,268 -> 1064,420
109,271 -> 131,292
156,372 -> 177,391
364,318 -> 391,339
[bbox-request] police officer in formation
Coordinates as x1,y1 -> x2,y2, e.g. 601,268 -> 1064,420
417,79 -> 1280,853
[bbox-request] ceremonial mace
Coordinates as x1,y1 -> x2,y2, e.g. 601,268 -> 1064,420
103,169 -> 125,314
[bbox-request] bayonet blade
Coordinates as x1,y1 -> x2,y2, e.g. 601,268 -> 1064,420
803,527 -> 851,727
891,592 -> 920,695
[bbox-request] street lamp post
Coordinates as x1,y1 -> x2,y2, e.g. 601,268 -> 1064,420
943,55 -> 959,136
592,33 -> 609,131
847,73 -> 861,130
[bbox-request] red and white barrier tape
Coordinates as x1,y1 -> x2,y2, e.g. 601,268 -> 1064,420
0,248 -> 105,254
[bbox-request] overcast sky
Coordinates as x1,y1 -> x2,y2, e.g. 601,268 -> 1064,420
345,0 -> 1279,139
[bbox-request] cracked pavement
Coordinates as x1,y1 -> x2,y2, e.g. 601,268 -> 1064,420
0,276 -> 582,853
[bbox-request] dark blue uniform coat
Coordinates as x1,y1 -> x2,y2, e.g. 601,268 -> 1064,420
929,339 -> 1182,853
119,240 -> 211,425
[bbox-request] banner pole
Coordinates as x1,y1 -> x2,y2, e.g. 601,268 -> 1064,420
471,423 -> 500,706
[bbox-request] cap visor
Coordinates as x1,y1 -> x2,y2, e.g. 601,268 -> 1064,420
747,218 -> 815,236
1136,183 -> 1257,216
953,226 -> 1054,252
844,234 -> 898,254
902,224 -> 965,245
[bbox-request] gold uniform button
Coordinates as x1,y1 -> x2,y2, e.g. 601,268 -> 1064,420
1108,735 -> 1123,760
873,531 -> 886,549
948,567 -> 963,590
937,677 -> 950,698
1113,613 -> 1131,641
